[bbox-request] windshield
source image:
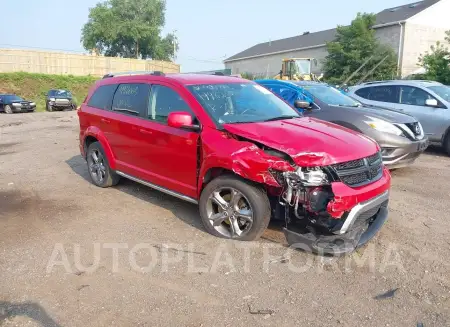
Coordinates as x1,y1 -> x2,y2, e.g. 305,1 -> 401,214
428,85 -> 450,102
49,90 -> 72,97
296,84 -> 361,107
187,83 -> 300,124
4,95 -> 23,102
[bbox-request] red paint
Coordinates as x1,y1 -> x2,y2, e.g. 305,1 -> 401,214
167,111 -> 194,129
78,74 -> 390,221
223,117 -> 380,167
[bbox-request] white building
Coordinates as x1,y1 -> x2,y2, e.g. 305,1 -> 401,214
224,0 -> 450,77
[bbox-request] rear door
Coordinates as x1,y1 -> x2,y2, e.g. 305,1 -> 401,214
108,82 -> 152,171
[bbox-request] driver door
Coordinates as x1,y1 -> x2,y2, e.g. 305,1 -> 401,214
394,85 -> 448,141
137,82 -> 200,198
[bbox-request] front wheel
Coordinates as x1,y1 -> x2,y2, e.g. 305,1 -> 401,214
199,175 -> 271,241
46,103 -> 53,112
4,105 -> 13,114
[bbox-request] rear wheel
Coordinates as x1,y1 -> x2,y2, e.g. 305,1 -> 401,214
86,142 -> 120,187
199,175 -> 271,241
4,105 -> 12,114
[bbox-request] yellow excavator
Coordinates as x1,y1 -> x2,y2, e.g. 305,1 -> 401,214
274,58 -> 323,81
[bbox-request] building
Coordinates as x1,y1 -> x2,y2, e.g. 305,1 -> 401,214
224,0 -> 450,78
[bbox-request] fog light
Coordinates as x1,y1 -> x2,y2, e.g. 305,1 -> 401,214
307,187 -> 332,212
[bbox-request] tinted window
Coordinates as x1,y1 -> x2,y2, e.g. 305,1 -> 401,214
87,84 -> 118,110
112,83 -> 150,117
355,88 -> 370,99
399,86 -> 435,106
49,89 -> 72,98
148,85 -> 193,123
366,86 -> 398,103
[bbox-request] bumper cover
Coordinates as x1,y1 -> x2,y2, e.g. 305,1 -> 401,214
283,201 -> 388,256
381,138 -> 429,169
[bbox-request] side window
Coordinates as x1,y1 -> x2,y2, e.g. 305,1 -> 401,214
148,85 -> 193,123
355,87 -> 370,99
87,84 -> 118,110
399,86 -> 435,106
367,86 -> 398,103
112,83 -> 150,117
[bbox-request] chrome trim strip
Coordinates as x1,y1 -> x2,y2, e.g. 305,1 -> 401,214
116,171 -> 198,204
339,190 -> 389,234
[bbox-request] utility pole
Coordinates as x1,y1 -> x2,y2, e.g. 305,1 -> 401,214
173,29 -> 178,61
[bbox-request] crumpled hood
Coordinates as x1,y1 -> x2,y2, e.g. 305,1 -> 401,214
223,117 -> 379,167
335,105 -> 417,123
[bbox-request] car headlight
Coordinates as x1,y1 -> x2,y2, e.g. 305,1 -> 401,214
30,102 -> 36,106
12,102 -> 21,106
284,167 -> 329,186
363,116 -> 403,136
49,97 -> 56,101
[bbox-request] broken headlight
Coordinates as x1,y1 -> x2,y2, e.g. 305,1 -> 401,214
284,167 -> 329,187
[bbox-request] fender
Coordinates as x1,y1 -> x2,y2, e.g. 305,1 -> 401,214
196,128 -> 294,198
83,126 -> 117,170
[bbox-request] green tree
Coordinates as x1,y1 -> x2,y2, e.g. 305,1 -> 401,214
81,0 -> 178,61
323,13 -> 398,85
417,39 -> 450,84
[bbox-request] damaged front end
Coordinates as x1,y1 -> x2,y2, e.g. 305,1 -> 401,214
270,153 -> 390,256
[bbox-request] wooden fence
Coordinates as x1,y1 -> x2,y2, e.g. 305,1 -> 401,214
0,49 -> 180,77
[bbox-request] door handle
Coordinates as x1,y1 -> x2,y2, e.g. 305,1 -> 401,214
101,118 -> 111,123
139,129 -> 152,135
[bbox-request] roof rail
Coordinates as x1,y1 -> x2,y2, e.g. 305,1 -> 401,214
102,71 -> 165,79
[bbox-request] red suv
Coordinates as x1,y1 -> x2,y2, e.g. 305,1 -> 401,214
78,72 -> 391,255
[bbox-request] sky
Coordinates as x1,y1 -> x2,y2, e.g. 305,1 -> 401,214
0,0 -> 413,72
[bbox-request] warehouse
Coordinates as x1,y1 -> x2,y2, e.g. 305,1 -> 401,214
224,0 -> 450,77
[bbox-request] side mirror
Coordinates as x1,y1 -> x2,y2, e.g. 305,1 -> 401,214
167,111 -> 200,131
294,100 -> 311,110
425,99 -> 438,107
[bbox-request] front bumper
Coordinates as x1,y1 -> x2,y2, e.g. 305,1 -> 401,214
283,168 -> 391,255
11,105 -> 35,112
283,202 -> 388,255
381,137 -> 429,169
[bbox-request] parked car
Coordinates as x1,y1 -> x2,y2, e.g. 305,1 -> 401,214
78,72 -> 391,255
256,80 -> 428,169
348,80 -> 450,155
0,94 -> 36,113
46,89 -> 76,111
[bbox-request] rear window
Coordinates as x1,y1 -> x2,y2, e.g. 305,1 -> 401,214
87,84 -> 118,110
112,83 -> 151,117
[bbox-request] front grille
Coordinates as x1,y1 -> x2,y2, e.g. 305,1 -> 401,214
332,152 -> 383,187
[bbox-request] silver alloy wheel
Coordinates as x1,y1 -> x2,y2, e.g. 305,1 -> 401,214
206,187 -> 254,238
88,149 -> 107,184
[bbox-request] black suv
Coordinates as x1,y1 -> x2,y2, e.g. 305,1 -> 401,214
46,89 -> 76,111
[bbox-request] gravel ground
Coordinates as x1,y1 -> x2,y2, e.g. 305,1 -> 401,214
0,111 -> 449,327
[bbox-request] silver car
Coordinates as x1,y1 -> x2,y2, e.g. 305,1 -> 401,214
348,80 -> 450,155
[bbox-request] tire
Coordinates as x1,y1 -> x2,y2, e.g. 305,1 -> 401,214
86,141 -> 120,188
445,134 -> 450,156
46,103 -> 53,112
199,175 -> 271,241
4,105 -> 13,114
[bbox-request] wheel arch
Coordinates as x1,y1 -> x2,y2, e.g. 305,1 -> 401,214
82,127 -> 116,169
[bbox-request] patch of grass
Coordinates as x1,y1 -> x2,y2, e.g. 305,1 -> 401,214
0,72 -> 99,112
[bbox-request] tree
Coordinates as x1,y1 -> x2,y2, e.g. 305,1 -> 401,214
323,13 -> 398,85
81,0 -> 178,61
417,39 -> 450,84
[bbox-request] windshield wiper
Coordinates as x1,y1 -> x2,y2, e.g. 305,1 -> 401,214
263,115 -> 299,122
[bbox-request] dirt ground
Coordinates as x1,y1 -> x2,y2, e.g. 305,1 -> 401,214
0,111 -> 449,327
